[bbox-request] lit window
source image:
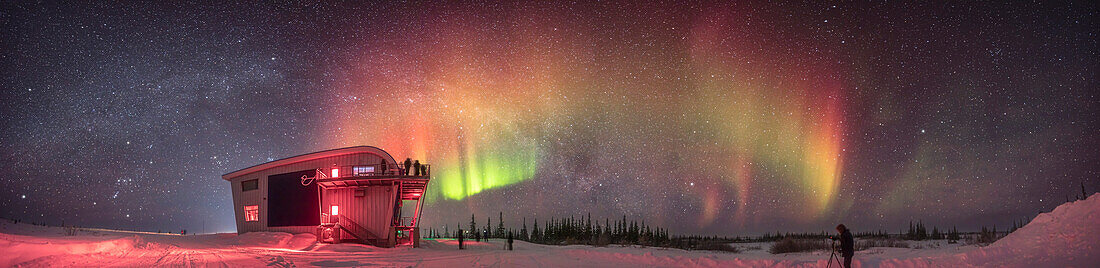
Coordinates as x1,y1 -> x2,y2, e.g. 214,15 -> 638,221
331,168 -> 339,178
244,205 -> 258,222
331,205 -> 339,216
353,166 -> 375,176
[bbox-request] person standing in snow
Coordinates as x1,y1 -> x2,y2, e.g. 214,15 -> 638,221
507,232 -> 514,250
836,224 -> 854,268
458,229 -> 465,249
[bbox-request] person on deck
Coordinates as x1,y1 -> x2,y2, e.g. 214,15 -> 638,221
413,160 -> 421,176
836,224 -> 855,268
404,158 -> 412,176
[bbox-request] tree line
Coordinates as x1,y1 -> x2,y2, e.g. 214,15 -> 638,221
425,212 -> 683,247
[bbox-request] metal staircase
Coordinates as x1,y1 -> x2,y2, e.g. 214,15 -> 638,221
337,214 -> 382,246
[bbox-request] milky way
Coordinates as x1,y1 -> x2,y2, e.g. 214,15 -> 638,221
1,1 -> 1097,235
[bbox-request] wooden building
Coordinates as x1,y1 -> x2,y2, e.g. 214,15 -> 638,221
222,146 -> 430,247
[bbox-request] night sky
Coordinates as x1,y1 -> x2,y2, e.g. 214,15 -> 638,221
2,1 -> 1097,236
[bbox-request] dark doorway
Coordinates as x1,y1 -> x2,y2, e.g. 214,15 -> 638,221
267,169 -> 320,227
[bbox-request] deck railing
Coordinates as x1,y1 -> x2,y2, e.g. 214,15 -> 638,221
395,216 -> 416,228
324,164 -> 430,179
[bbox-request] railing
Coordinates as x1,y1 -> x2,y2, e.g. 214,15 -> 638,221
395,216 -> 415,228
337,214 -> 380,243
324,164 -> 431,179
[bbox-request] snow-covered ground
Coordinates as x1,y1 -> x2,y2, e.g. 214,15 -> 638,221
3,194 -> 1097,267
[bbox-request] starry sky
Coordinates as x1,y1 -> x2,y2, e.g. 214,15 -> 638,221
2,1 -> 1097,235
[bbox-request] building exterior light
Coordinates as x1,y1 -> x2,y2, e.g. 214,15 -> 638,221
244,205 -> 259,222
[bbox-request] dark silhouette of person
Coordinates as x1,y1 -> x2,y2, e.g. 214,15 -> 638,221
837,224 -> 854,268
403,158 -> 412,176
507,231 -> 514,250
413,160 -> 421,176
458,229 -> 465,249
421,165 -> 428,176
380,160 -> 387,175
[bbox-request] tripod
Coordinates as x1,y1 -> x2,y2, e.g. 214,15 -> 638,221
826,238 -> 845,268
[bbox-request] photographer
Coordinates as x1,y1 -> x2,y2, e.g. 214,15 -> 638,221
836,224 -> 854,268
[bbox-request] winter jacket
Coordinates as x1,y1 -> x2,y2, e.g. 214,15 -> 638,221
840,229 -> 854,257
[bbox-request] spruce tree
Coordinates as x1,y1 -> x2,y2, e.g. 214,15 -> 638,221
521,217 -> 529,241
586,213 -> 593,243
1083,181 -> 1089,200
531,218 -> 541,243
544,218 -> 551,243
607,222 -> 615,242
908,221 -> 915,240
497,212 -> 505,239
469,214 -> 477,239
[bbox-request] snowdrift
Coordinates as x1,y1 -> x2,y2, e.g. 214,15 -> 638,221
228,231 -> 316,250
874,193 -> 1100,267
0,234 -> 147,266
944,192 -> 1099,267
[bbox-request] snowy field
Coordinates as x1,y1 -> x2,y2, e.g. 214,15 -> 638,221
3,194 -> 1097,267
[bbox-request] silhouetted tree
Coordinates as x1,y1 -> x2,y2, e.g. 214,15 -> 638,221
534,218 -> 543,242
485,217 -> 492,239
469,214 -> 477,239
520,217 -> 529,241
497,212 -> 506,239
1083,181 -> 1089,200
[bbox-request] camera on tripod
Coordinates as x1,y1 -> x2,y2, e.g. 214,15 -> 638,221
825,235 -> 843,267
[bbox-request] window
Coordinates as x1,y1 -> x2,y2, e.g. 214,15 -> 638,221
241,179 -> 259,191
331,168 -> 340,178
244,205 -> 258,222
331,205 -> 339,216
353,166 -> 375,176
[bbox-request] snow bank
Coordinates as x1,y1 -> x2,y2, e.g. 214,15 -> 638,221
0,234 -> 145,266
229,231 -> 316,250
951,193 -> 1099,267
871,193 -> 1100,267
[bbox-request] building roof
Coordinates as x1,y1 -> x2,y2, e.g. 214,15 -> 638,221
221,146 -> 399,181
